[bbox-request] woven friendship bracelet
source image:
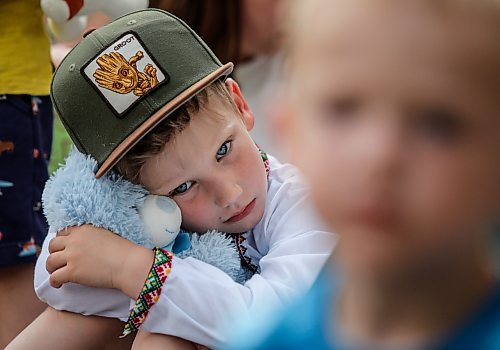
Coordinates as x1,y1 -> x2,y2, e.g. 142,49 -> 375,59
121,247 -> 173,337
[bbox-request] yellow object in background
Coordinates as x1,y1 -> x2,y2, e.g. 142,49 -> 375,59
0,0 -> 53,95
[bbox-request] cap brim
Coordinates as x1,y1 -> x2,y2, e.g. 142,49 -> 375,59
95,62 -> 234,178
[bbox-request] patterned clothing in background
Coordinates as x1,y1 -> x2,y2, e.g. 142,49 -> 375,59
0,95 -> 53,266
0,0 -> 54,266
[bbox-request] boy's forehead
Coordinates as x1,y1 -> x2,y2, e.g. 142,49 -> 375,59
161,95 -> 238,157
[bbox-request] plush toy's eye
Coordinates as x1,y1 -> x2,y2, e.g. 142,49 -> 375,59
114,82 -> 123,89
120,69 -> 129,77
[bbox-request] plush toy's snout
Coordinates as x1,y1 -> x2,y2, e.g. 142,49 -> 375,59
139,195 -> 181,249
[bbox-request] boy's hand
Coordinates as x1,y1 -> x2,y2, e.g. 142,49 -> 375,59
46,225 -> 154,298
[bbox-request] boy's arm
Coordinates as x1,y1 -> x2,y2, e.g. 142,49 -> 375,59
5,307 -> 134,350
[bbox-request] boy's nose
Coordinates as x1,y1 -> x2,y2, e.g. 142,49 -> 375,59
353,122 -> 404,183
214,181 -> 243,208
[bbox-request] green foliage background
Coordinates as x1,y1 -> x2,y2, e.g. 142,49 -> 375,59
49,115 -> 72,174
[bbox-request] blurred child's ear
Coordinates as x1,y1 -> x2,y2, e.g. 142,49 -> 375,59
225,78 -> 255,131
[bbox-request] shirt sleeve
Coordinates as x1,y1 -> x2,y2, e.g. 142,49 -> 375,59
34,229 -> 132,321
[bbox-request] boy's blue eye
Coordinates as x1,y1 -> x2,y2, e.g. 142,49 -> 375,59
216,141 -> 231,161
171,181 -> 194,196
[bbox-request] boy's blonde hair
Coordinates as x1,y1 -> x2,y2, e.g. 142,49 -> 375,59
115,80 -> 235,184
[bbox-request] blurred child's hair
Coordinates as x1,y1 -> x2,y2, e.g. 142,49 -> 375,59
285,0 -> 500,52
115,79 -> 236,184
283,0 -> 500,96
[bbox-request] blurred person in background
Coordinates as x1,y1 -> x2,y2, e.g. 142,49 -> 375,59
0,0 -> 53,346
150,0 -> 288,159
1,3 -> 137,349
227,0 -> 500,348
49,12 -> 110,174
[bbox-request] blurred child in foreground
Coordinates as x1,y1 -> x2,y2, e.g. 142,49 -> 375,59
228,0 -> 500,348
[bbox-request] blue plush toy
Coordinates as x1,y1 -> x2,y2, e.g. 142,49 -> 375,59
42,147 -> 251,283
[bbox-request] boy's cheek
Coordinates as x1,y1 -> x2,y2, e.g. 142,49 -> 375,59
178,201 -> 214,233
412,155 -> 500,231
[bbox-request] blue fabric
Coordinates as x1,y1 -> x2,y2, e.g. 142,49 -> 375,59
224,268 -> 334,350
437,285 -> 500,350
0,95 -> 53,266
172,231 -> 191,254
226,268 -> 500,350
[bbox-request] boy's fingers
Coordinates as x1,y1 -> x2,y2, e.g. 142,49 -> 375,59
48,236 -> 65,253
46,251 -> 67,274
56,228 -> 71,237
49,267 -> 69,289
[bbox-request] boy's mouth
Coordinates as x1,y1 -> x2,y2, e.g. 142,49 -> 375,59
225,199 -> 256,223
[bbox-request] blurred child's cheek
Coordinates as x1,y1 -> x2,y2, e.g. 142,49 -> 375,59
283,108 -> 344,228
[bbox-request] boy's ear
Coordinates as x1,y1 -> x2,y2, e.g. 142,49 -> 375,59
225,78 -> 255,131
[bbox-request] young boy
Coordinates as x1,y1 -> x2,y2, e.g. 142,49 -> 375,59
7,9 -> 336,350
229,0 -> 500,348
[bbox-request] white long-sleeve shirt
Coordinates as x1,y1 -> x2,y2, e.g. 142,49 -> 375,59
34,156 -> 337,348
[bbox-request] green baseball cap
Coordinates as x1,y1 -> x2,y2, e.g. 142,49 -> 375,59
51,9 -> 233,178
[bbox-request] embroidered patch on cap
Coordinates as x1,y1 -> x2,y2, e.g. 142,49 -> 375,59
82,32 -> 168,116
